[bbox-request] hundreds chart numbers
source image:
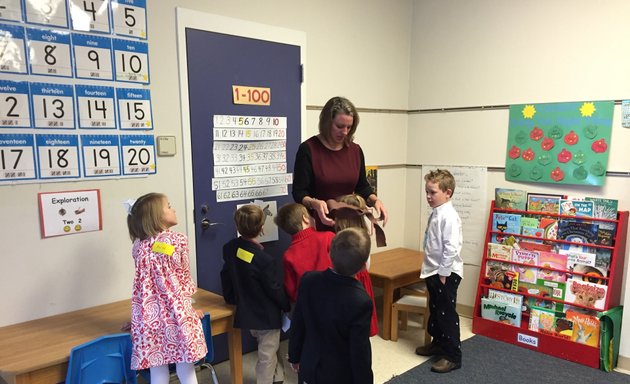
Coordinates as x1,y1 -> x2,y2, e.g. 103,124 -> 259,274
112,0 -> 147,39
213,115 -> 287,129
25,0 -> 69,28
0,134 -> 36,181
0,80 -> 31,128
113,38 -> 149,83
120,134 -> 155,175
30,83 -> 75,129
69,0 -> 111,34
26,28 -> 73,77
116,87 -> 152,129
81,134 -> 120,177
36,134 -> 80,179
0,0 -> 24,22
73,33 -> 113,80
0,23 -> 28,74
76,85 -> 116,129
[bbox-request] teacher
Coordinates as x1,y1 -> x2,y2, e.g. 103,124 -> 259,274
292,96 -> 388,230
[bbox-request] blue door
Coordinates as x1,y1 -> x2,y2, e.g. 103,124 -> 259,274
185,28 -> 302,358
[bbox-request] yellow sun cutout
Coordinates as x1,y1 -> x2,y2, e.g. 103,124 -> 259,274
522,105 -> 536,119
580,102 -> 596,117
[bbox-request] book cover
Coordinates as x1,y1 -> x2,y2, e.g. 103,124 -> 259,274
520,280 -> 565,313
595,249 -> 611,273
565,278 -> 608,311
528,306 -> 543,331
539,217 -> 558,240
526,193 -> 561,214
521,226 -> 544,242
557,220 -> 599,244
520,216 -> 540,228
534,306 -> 573,339
537,251 -> 567,282
559,199 -> 594,217
565,310 -> 600,347
487,288 -> 523,308
596,227 -> 614,246
491,213 -> 521,243
487,243 -> 512,261
558,249 -> 596,271
519,241 -> 554,253
495,188 -> 527,210
481,297 -> 522,327
485,261 -> 519,291
585,197 -> 618,220
511,249 -> 539,284
572,264 -> 607,285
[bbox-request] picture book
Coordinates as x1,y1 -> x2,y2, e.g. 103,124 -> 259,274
572,264 -> 607,285
520,216 -> 540,228
485,260 -> 519,291
539,217 -> 558,240
533,306 -> 573,339
521,226 -> 544,242
495,188 -> 527,210
565,310 -> 600,347
596,227 -> 614,246
565,278 -> 608,311
511,249 -> 538,284
558,249 -> 596,271
528,306 -> 543,331
557,220 -> 599,244
595,249 -> 611,273
526,193 -> 561,214
537,251 -> 567,282
559,199 -> 594,217
481,297 -> 522,327
491,213 -> 521,243
487,288 -> 523,308
585,197 -> 618,220
487,243 -> 512,261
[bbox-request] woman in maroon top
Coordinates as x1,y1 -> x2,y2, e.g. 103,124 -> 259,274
292,96 -> 388,230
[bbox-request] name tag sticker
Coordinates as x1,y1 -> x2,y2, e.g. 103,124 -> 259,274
152,241 -> 174,256
236,248 -> 254,263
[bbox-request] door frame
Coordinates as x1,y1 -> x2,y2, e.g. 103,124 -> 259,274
175,8 -> 307,278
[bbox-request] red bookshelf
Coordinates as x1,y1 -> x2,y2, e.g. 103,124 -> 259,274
472,201 -> 628,368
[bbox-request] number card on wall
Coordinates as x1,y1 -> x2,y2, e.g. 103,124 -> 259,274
0,23 -> 28,74
116,87 -> 151,129
36,134 -> 80,179
72,33 -> 113,80
120,134 -> 155,175
25,0 -> 69,28
113,38 -> 149,83
81,134 -> 120,177
0,133 -> 36,181
112,0 -> 147,39
38,189 -> 102,237
76,84 -> 116,129
26,28 -> 73,77
0,0 -> 24,22
69,0 -> 111,34
0,80 -> 31,128
30,82 -> 75,129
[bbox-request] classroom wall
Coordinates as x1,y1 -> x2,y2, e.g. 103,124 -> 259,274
406,0 -> 630,362
0,0 -> 413,327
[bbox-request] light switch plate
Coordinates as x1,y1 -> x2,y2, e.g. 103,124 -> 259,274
157,136 -> 176,156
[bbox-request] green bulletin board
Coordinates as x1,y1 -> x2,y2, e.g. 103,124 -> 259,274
505,101 -> 614,186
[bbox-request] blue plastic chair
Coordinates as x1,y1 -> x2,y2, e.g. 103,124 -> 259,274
65,333 -> 136,384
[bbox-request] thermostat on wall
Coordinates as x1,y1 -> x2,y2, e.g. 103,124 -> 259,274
157,136 -> 176,156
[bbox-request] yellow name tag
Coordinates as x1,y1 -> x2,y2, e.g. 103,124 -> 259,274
152,241 -> 175,256
236,248 -> 254,263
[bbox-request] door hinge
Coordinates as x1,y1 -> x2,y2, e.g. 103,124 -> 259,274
300,64 -> 304,83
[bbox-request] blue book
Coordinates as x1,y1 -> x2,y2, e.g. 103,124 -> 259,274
492,213 -> 521,243
481,297 -> 522,327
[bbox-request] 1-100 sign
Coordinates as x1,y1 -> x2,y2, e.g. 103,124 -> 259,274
232,85 -> 270,106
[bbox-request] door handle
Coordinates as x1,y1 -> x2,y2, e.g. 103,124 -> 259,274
201,218 -> 210,230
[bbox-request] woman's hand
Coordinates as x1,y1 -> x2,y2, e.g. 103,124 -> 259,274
373,199 -> 388,226
308,197 -> 335,227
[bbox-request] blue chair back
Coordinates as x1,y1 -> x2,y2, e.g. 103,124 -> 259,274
200,313 -> 214,363
65,333 -> 136,384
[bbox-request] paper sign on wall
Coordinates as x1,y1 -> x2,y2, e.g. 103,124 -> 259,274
38,189 -> 102,237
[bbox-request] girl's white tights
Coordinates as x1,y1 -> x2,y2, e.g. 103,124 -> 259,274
150,362 -> 198,384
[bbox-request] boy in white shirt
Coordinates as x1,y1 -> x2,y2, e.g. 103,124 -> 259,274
416,169 -> 463,374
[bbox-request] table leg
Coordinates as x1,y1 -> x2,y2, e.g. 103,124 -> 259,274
381,280 -> 394,340
227,326 -> 243,384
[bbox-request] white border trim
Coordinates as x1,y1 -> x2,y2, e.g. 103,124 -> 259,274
175,8 -> 306,279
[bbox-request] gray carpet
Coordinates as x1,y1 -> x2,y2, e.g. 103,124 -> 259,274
385,335 -> 629,384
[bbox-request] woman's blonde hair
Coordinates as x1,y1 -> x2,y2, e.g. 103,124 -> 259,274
127,193 -> 166,241
318,96 -> 359,146
334,194 -> 368,232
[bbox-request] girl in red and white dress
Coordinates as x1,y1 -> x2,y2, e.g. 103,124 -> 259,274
126,193 -> 207,384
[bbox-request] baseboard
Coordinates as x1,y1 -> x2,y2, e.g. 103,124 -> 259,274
458,303 -> 473,318
618,355 -> 630,372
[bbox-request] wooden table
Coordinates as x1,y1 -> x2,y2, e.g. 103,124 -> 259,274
0,289 -> 242,384
369,247 -> 424,340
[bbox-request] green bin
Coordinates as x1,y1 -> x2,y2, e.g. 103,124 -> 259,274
598,306 -> 623,371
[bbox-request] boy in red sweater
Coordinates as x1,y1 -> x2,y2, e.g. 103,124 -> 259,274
275,203 -> 335,303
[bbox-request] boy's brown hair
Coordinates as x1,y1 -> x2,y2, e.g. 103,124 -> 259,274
234,204 -> 265,238
424,169 -> 456,196
333,194 -> 368,233
127,192 -> 166,241
274,203 -> 308,235
330,227 -> 371,276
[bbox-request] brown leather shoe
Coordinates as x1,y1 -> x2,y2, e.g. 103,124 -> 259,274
431,358 -> 461,373
415,343 -> 443,356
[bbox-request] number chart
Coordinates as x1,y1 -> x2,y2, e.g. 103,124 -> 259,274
0,0 -> 155,185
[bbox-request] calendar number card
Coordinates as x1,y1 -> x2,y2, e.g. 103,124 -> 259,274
120,134 -> 155,175
113,38 -> 149,83
0,23 -> 28,74
26,27 -> 73,77
38,189 -> 102,237
72,33 -> 113,80
76,84 -> 116,129
116,87 -> 152,129
69,0 -> 111,34
81,134 -> 120,177
25,0 -> 68,28
112,0 -> 147,39
0,133 -> 36,181
30,82 -> 75,129
0,80 -> 31,128
36,134 -> 80,179
0,0 -> 24,22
